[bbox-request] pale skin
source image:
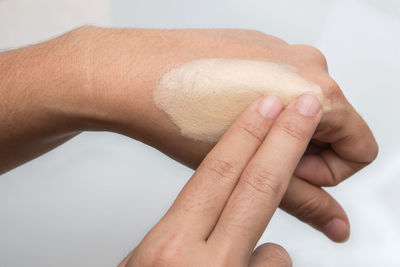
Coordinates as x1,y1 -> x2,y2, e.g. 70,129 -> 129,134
0,26 -> 378,265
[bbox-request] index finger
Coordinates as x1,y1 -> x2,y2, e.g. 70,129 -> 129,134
157,95 -> 283,240
207,95 -> 322,257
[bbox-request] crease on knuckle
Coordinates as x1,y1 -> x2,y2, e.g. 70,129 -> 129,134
329,172 -> 342,186
320,151 -> 349,186
241,166 -> 283,197
203,158 -> 238,182
236,119 -> 265,143
294,193 -> 328,223
277,120 -> 309,142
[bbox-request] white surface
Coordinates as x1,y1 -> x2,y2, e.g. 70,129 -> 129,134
0,0 -> 399,266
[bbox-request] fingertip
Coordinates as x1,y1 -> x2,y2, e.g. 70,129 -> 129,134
322,217 -> 351,243
250,243 -> 292,267
295,94 -> 322,117
257,95 -> 284,119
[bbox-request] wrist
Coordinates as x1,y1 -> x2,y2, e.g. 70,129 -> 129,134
6,26 -> 100,134
0,30 -> 98,173
71,27 -> 161,137
42,26 -> 105,132
1,38 -> 86,135
23,25 -> 120,133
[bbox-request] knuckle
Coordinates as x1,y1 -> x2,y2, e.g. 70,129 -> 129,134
294,44 -> 327,65
241,166 -> 284,197
325,158 -> 355,186
311,47 -> 327,64
371,144 -> 379,162
202,157 -> 238,182
294,193 -> 329,222
366,139 -> 379,164
329,170 -> 343,186
236,118 -> 266,143
276,120 -> 309,142
321,76 -> 342,95
330,177 -> 340,187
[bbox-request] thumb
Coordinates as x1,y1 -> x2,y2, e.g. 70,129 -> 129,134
249,243 -> 292,267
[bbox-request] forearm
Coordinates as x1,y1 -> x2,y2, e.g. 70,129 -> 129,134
0,25 -> 376,176
0,28 -> 92,174
0,26 -> 210,174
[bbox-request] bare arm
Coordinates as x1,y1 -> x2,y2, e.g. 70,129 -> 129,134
0,26 -> 378,242
0,31 -> 91,173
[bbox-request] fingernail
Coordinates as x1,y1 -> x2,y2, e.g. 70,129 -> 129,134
295,94 -> 321,117
258,95 -> 283,119
322,218 -> 350,243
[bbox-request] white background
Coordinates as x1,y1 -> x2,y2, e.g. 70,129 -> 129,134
1,0 -> 399,266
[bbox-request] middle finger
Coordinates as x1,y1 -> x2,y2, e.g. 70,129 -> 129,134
207,95 -> 322,259
160,95 -> 283,240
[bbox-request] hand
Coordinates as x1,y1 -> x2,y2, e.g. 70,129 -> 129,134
75,27 -> 377,242
0,26 -> 378,242
119,94 -> 322,267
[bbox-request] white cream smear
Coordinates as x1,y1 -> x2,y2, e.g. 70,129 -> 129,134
154,58 -> 326,142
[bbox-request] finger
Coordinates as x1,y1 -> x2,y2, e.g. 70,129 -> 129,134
159,95 -> 284,240
326,105 -> 378,164
279,176 -> 350,242
209,95 -> 322,255
295,92 -> 378,186
294,150 -> 365,186
249,243 -> 292,267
